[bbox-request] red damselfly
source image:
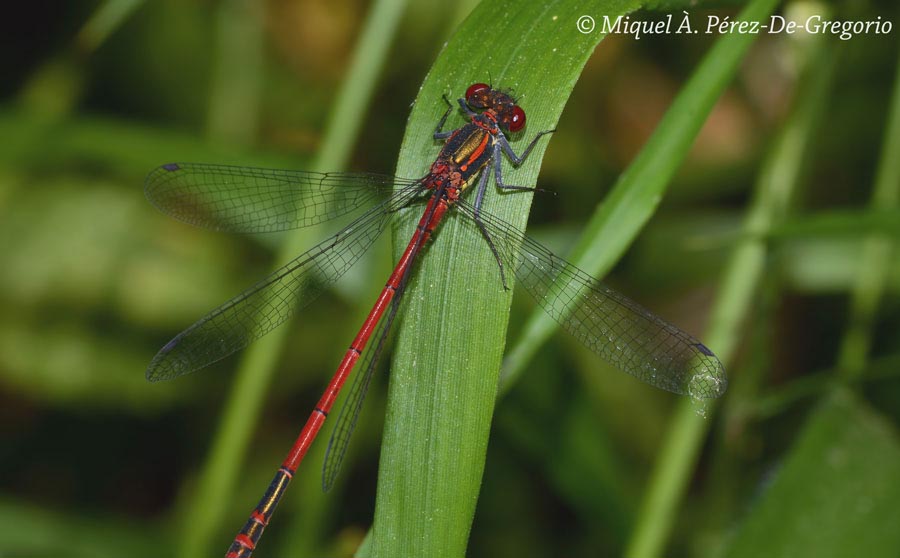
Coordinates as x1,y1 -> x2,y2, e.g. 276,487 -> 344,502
145,83 -> 727,557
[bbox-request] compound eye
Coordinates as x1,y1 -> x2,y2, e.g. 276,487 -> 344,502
466,83 -> 490,99
508,105 -> 526,132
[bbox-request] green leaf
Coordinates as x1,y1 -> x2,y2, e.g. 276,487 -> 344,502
722,392 -> 900,558
369,0 -> 637,556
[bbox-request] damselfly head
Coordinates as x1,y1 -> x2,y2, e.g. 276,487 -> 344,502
464,83 -> 526,133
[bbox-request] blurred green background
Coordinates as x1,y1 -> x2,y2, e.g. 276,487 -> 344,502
2,0 -> 899,557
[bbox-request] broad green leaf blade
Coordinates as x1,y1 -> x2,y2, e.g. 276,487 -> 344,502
370,1 -> 638,556
722,392 -> 900,558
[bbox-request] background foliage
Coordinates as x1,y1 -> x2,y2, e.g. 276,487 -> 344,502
1,0 -> 898,557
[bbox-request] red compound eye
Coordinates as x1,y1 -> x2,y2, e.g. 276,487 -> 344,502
466,83 -> 490,99
508,105 -> 526,132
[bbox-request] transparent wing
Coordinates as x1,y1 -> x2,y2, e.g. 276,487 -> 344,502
146,185 -> 423,381
458,201 -> 727,399
320,292 -> 400,492
145,162 -> 421,233
320,216 -> 425,491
